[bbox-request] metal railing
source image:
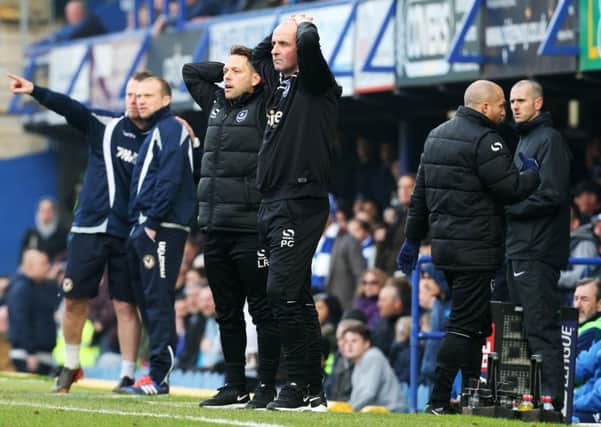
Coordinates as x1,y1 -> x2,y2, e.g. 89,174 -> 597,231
408,255 -> 601,413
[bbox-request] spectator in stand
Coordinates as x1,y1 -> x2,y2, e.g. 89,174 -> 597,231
419,263 -> 450,391
7,250 -> 61,375
372,282 -> 405,360
391,316 -> 412,387
176,281 -> 206,371
573,181 -> 601,224
344,323 -> 404,412
38,0 -> 107,44
354,268 -> 388,329
198,286 -> 224,371
574,278 -> 601,356
20,197 -> 68,263
572,278 -> 601,422
174,291 -> 188,360
314,293 -> 342,359
585,137 -> 601,184
347,218 -> 376,268
558,206 -> 601,306
355,137 -> 397,214
324,315 -> 365,402
375,174 -> 416,274
184,0 -> 240,20
316,214 -> 366,311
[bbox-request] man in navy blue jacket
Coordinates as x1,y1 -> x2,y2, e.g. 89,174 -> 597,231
124,76 -> 195,395
7,249 -> 61,375
8,71 -> 153,393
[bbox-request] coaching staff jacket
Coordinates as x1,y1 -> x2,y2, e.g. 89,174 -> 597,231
505,112 -> 572,269
182,61 -> 265,233
252,22 -> 342,201
404,106 -> 540,271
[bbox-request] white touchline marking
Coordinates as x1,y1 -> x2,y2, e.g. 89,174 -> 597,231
0,400 -> 286,427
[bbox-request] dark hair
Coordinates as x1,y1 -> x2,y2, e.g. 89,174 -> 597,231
131,70 -> 155,81
344,322 -> 371,343
576,277 -> 601,301
572,180 -> 601,198
230,45 -> 252,60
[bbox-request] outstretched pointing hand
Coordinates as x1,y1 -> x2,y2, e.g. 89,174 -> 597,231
7,73 -> 34,95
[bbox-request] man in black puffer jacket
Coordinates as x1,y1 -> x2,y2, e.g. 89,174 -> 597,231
182,46 -> 280,409
397,80 -> 541,414
506,80 -> 573,412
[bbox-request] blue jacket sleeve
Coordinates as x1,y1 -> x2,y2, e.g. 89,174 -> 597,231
6,278 -> 35,353
574,375 -> 601,412
31,85 -> 100,136
146,123 -> 191,229
576,339 -> 601,385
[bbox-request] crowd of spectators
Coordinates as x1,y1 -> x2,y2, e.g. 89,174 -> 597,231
31,0 -> 324,48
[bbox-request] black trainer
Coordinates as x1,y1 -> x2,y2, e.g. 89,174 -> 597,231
266,382 -> 308,411
199,384 -> 250,409
245,383 -> 276,409
51,367 -> 84,393
112,376 -> 135,393
424,404 -> 454,415
305,389 -> 328,412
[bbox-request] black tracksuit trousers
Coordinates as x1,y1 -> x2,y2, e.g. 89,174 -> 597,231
203,230 -> 280,388
429,270 -> 495,408
258,197 -> 328,392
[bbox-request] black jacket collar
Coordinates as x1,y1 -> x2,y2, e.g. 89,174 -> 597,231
515,112 -> 553,135
456,106 -> 498,129
228,85 -> 263,108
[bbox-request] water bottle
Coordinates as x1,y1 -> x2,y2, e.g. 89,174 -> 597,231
468,389 -> 480,409
541,395 -> 554,411
518,394 -> 534,411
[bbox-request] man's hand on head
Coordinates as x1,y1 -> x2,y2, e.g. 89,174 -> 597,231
290,14 -> 314,26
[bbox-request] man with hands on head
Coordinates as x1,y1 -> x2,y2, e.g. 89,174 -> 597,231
182,45 -> 281,409
505,80 -> 573,412
252,13 -> 342,411
7,71 -> 153,393
397,80 -> 540,414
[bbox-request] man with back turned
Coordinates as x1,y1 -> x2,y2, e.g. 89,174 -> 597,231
397,80 -> 540,414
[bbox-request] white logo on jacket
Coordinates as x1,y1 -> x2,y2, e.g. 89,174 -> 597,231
257,249 -> 269,268
490,142 -> 503,152
280,229 -> 295,247
157,241 -> 167,279
267,109 -> 283,128
236,110 -> 248,123
116,146 -> 138,164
